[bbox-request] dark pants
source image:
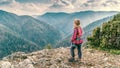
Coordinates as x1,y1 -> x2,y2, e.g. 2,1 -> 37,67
70,43 -> 82,59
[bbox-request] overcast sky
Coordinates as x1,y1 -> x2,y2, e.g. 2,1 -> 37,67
0,0 -> 120,15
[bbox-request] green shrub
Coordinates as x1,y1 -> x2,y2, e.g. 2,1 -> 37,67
87,13 -> 120,54
44,44 -> 52,49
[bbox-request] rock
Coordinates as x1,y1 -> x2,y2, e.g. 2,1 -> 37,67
54,57 -> 62,63
14,59 -> 34,68
0,47 -> 120,68
50,64 -> 58,68
0,61 -> 11,68
28,56 -> 40,65
103,57 -> 108,61
38,58 -> 51,67
60,62 -> 72,68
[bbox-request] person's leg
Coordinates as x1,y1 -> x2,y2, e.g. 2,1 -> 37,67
77,44 -> 82,59
70,44 -> 76,58
69,44 -> 76,62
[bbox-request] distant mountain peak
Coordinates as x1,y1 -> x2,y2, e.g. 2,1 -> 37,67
0,10 -> 17,17
41,12 -> 69,17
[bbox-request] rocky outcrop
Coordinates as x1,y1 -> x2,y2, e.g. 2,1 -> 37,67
0,47 -> 120,68
0,61 -> 11,68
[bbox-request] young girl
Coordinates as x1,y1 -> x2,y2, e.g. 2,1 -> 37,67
69,19 -> 83,62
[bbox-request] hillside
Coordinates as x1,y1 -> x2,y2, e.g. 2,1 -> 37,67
37,11 -> 118,36
0,47 -> 120,68
0,10 -> 62,58
0,10 -> 62,46
0,24 -> 40,58
83,16 -> 114,41
55,16 -> 113,48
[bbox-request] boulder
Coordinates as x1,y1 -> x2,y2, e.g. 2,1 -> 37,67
0,61 -> 11,68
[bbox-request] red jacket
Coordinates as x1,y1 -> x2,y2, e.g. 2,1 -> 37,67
71,27 -> 83,44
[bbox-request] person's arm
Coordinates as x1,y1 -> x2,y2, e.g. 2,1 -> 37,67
71,28 -> 77,42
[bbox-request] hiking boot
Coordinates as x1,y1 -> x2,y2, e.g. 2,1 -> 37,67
68,57 -> 75,62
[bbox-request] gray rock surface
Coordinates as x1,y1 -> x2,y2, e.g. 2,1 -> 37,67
0,47 -> 120,68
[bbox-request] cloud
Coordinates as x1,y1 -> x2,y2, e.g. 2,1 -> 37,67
49,0 -> 75,12
15,0 -> 52,4
0,0 -> 51,15
0,0 -> 120,15
79,0 -> 120,11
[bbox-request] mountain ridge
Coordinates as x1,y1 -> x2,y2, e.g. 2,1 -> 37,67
37,11 -> 118,37
0,10 -> 62,46
0,10 -> 62,58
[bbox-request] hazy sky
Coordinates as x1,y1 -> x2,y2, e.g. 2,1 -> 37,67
0,0 -> 120,15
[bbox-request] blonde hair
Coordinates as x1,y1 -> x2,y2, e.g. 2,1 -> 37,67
74,19 -> 80,26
